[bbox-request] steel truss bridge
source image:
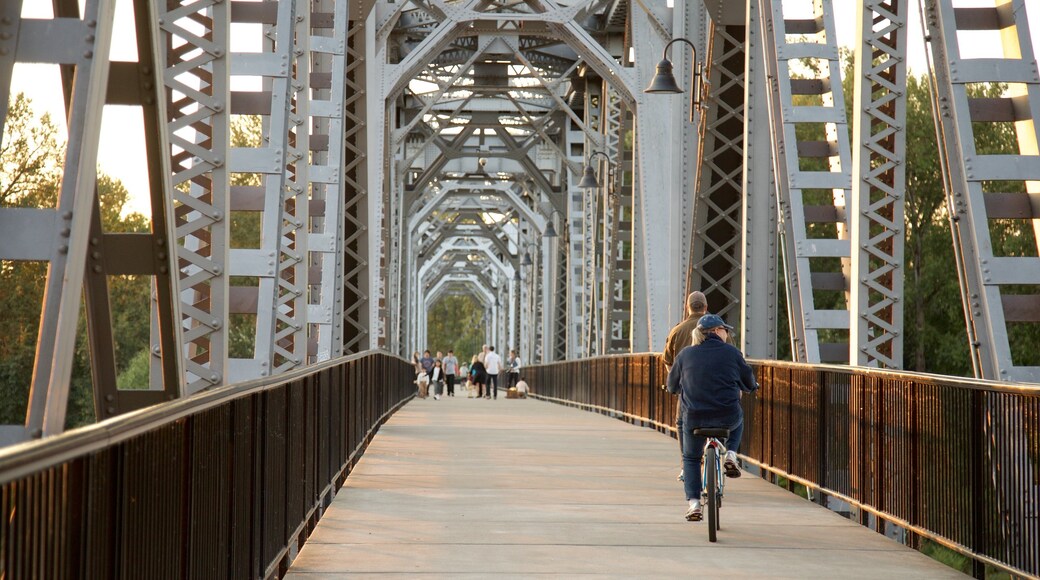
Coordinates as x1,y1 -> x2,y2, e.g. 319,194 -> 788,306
0,0 -> 1038,578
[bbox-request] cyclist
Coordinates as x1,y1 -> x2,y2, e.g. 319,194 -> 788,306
666,314 -> 758,521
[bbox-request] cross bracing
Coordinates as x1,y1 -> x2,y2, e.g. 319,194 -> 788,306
3,0 -> 1040,444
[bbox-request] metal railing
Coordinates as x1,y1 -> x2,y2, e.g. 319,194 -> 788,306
0,351 -> 414,579
526,354 -> 1039,579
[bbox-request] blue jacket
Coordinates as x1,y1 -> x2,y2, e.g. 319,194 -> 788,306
666,334 -> 758,426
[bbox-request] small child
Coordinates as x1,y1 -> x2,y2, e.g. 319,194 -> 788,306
415,371 -> 430,399
430,359 -> 445,400
515,379 -> 529,398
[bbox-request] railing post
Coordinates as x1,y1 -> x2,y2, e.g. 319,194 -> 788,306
970,389 -> 985,579
816,370 -> 828,507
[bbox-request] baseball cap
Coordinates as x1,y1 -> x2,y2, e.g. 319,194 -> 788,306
688,291 -> 707,310
697,314 -> 734,331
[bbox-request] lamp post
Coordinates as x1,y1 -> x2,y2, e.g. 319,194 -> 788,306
644,37 -> 704,122
543,209 -> 564,238
578,150 -> 611,189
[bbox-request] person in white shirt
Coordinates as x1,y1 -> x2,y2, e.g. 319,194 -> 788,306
483,346 -> 503,399
442,350 -> 459,396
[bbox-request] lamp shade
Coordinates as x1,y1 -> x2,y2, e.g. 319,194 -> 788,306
578,165 -> 599,188
644,59 -> 683,94
522,252 -> 533,267
543,220 -> 558,238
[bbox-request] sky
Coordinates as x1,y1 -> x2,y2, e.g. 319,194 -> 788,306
10,0 -> 1040,216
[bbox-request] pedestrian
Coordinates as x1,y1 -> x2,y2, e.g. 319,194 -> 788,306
484,346 -> 502,399
470,354 -> 487,398
666,314 -> 758,521
506,349 -> 521,389
419,350 -> 434,374
661,291 -> 709,482
415,369 -> 429,399
443,350 -> 459,396
429,359 -> 445,400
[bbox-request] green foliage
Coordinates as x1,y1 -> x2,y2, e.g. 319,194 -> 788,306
1,94 -> 153,428
425,295 -> 487,362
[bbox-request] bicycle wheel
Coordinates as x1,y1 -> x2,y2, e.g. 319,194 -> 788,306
705,446 -> 718,542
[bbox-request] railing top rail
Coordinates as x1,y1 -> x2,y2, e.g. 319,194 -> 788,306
531,352 -> 1040,393
0,349 -> 407,485
746,358 -> 1040,394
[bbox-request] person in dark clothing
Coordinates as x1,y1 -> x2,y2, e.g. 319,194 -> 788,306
470,355 -> 487,399
666,314 -> 758,522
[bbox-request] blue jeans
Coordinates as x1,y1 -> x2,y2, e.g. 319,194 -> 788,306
675,405 -> 685,467
682,415 -> 744,501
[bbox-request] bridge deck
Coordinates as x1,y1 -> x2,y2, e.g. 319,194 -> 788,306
285,396 -> 963,578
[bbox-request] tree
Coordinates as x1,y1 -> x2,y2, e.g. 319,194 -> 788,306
1,94 -> 151,428
426,294 -> 487,363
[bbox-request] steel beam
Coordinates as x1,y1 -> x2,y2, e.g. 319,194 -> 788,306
757,0 -> 853,364
923,0 -> 1040,382
740,0 -> 778,358
850,0 -> 908,369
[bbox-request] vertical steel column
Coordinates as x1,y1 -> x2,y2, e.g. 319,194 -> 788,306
223,0 -> 297,380
688,20 -> 747,325
271,0 -> 310,374
85,0 -> 183,417
308,0 -> 350,361
607,105 -> 636,353
923,0 -> 1040,382
19,0 -> 116,437
741,0 -> 779,358
582,82 -> 602,357
850,0 -> 908,369
341,11 -> 370,354
630,2 -> 705,351
758,0 -> 853,363
161,0 -> 230,393
564,108 -> 585,358
599,84 -> 622,354
553,223 -> 570,361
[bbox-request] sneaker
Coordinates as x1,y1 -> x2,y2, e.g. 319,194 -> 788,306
724,451 -> 741,478
676,469 -> 684,482
685,501 -> 702,522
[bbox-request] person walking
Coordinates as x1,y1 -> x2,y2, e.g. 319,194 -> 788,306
506,349 -> 521,389
470,355 -> 487,399
661,291 -> 709,482
666,314 -> 758,522
443,350 -> 459,396
429,359 -> 445,400
484,346 -> 502,399
419,350 -> 435,374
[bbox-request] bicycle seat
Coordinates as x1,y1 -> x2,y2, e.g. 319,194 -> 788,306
693,428 -> 730,438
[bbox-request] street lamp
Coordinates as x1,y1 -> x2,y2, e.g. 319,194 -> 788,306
644,37 -> 704,122
543,209 -> 563,238
578,150 -> 610,189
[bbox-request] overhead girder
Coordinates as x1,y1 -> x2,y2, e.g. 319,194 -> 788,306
407,181 -> 545,233
377,0 -> 637,106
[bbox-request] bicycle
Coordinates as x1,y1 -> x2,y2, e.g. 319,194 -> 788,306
694,427 -> 730,543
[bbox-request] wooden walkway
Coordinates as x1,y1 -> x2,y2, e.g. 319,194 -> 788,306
285,395 -> 963,578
